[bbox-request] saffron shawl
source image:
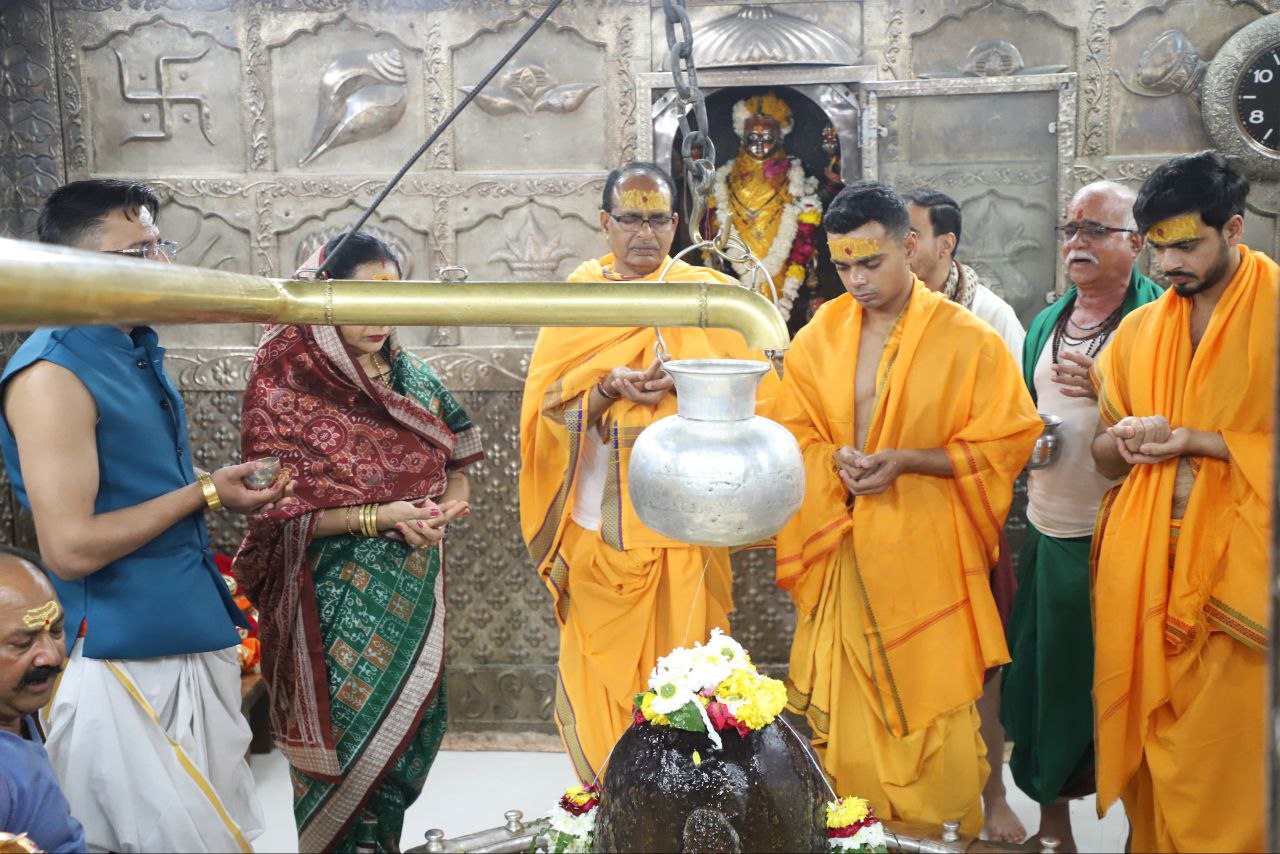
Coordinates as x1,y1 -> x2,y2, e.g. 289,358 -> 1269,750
518,254 -> 779,600
233,321 -> 482,781
775,284 -> 1040,737
1090,245 -> 1277,812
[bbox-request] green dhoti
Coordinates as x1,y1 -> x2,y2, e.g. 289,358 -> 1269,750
1000,523 -> 1095,805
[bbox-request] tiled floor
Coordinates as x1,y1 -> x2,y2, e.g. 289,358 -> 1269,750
248,748 -> 1129,852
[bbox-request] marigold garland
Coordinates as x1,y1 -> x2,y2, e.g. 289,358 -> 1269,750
631,630 -> 786,749
826,797 -> 889,852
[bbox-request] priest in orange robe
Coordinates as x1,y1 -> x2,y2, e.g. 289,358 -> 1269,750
774,181 -> 1040,834
519,162 -> 779,782
1090,151 -> 1276,853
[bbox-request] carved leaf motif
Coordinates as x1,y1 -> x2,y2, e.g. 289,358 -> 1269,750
534,82 -> 598,114
460,87 -> 533,116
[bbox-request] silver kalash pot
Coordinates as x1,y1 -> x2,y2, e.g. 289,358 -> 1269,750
628,359 -> 804,547
1027,413 -> 1064,469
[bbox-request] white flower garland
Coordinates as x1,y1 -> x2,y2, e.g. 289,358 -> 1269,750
711,158 -> 820,323
829,821 -> 889,852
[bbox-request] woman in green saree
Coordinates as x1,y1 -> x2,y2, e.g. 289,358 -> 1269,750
234,232 -> 483,852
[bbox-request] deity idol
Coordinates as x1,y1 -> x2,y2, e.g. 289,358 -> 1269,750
703,92 -> 823,324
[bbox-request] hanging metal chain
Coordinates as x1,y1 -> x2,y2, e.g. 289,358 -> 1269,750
661,0 -> 717,245
654,1 -> 781,363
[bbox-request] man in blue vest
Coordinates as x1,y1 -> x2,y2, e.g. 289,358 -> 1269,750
0,179 -> 290,852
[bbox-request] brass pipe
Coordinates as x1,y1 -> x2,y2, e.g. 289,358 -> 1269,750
0,237 -> 790,350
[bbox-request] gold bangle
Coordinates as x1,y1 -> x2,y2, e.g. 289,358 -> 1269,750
344,505 -> 356,536
197,472 -> 222,512
363,503 -> 379,538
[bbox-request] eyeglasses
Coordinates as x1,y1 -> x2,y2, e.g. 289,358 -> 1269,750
609,213 -> 676,231
103,240 -> 180,262
1055,223 -> 1135,241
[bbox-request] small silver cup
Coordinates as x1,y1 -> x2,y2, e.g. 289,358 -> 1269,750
243,456 -> 281,489
1027,414 -> 1063,469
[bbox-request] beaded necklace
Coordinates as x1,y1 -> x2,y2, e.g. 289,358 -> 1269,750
1051,294 -> 1123,364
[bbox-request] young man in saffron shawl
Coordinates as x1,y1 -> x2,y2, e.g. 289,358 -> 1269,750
773,181 -> 1040,835
234,232 -> 483,853
1090,151 -> 1277,853
519,162 -> 779,782
1001,180 -> 1161,851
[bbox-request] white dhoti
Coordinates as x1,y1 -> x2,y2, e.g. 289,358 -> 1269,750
43,641 -> 264,853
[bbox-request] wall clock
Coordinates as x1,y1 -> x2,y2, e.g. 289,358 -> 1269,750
1204,14 -> 1280,177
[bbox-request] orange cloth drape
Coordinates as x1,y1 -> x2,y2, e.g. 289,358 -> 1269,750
773,283 -> 1038,829
1091,246 -> 1277,845
519,254 -> 778,780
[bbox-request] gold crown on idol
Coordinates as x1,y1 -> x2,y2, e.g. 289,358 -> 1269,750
1147,214 -> 1199,243
732,91 -> 794,139
617,188 -> 671,213
828,237 -> 882,261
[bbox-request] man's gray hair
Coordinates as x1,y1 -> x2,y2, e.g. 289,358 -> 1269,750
1071,180 -> 1138,231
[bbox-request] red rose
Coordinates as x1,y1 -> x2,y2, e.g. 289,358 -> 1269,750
828,817 -> 878,839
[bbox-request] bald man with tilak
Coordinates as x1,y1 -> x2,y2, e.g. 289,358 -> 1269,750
0,549 -> 84,853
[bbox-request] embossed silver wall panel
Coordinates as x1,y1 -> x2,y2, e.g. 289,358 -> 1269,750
4,0 -> 1279,737
81,16 -> 245,175
1107,1 -> 1265,156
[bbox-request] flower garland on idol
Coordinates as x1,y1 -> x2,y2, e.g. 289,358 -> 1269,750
632,628 -> 786,748
535,631 -> 887,852
541,784 -> 600,853
827,796 -> 889,853
708,160 -> 822,324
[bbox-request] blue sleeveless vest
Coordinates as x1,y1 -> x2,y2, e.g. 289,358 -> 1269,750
0,326 -> 246,659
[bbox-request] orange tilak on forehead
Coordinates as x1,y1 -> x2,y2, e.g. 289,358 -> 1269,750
617,188 -> 669,214
21,600 -> 59,630
828,237 -> 881,261
1147,215 -> 1199,244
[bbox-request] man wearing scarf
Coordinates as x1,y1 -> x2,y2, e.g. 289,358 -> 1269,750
775,181 -> 1040,835
905,188 -> 1025,361
519,162 -> 779,782
904,187 -> 1026,843
1090,151 -> 1276,852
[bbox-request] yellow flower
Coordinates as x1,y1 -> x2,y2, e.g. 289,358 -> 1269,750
785,263 -> 805,281
640,691 -> 670,726
564,785 -> 594,807
799,209 -> 822,225
715,669 -> 787,730
826,796 -> 871,828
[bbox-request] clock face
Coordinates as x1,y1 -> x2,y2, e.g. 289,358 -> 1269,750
1236,45 -> 1280,152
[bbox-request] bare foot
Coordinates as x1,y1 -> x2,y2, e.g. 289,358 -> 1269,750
982,795 -> 1027,843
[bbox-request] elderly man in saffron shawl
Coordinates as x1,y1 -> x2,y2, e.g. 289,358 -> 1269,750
519,162 -> 779,782
774,181 -> 1040,835
1089,151 -> 1277,853
234,233 -> 483,853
